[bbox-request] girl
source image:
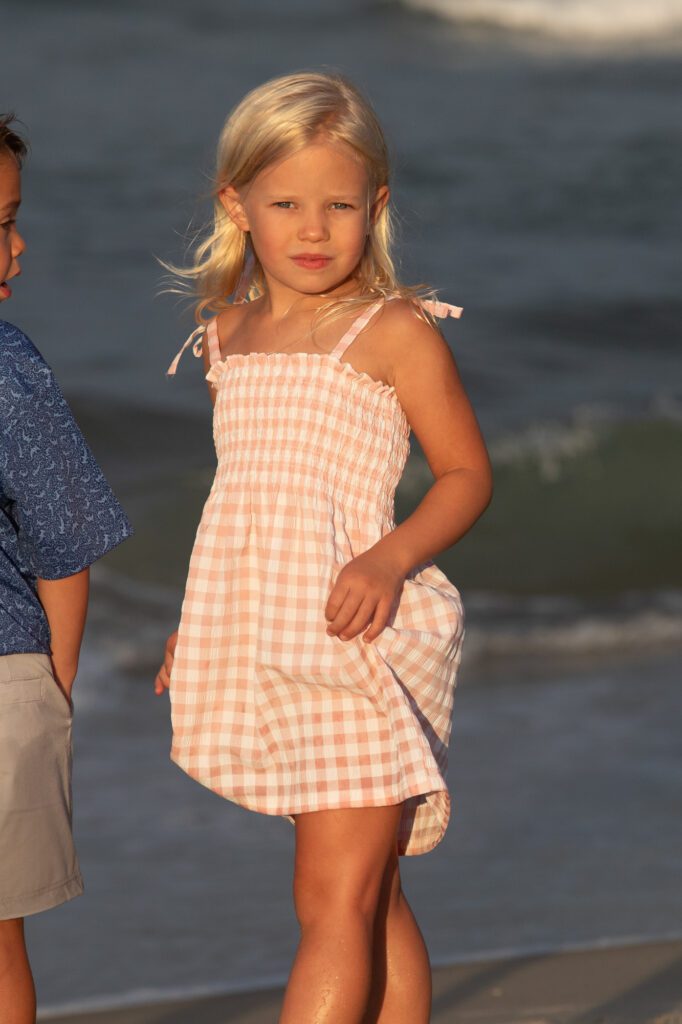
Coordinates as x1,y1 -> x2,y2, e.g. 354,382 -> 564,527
157,71 -> 492,1024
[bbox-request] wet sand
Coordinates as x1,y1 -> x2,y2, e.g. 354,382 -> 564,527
39,937 -> 682,1023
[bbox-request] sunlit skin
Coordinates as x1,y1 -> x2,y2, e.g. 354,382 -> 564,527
156,137 -> 493,1023
219,139 -> 388,316
0,154 -> 25,302
0,151 -> 90,1024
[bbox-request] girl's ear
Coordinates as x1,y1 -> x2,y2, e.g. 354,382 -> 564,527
219,185 -> 250,232
370,185 -> 390,226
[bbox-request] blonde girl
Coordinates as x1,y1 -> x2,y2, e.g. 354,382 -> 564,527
157,71 -> 492,1024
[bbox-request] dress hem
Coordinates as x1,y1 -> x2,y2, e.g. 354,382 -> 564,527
170,751 -> 449,856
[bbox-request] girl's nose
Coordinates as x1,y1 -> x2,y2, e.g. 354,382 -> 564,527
297,213 -> 329,243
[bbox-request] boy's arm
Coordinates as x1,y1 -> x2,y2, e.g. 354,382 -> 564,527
36,568 -> 90,696
0,324 -> 133,687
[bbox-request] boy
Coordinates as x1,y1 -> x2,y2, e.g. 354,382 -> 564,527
0,114 -> 133,1022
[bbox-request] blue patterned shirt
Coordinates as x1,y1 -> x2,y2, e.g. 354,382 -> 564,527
0,320 -> 133,655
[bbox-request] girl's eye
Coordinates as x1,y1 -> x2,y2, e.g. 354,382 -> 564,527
0,219 -> 15,231
271,202 -> 353,211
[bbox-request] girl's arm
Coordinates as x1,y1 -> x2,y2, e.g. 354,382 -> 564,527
36,568 -> 90,697
325,301 -> 492,644
376,301 -> 493,574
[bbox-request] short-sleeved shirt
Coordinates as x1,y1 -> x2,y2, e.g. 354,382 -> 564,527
0,319 -> 133,656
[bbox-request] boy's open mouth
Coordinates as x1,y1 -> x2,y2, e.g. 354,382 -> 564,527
0,281 -> 11,299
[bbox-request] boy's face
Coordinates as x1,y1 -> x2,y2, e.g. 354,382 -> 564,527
0,153 -> 25,302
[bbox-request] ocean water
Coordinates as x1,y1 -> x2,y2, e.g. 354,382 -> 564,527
1,0 -> 681,1011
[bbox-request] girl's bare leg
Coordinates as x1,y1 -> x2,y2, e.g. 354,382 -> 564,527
363,853 -> 432,1024
0,919 -> 36,1024
279,803 -> 403,1024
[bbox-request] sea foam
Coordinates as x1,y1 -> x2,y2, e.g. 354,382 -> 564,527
404,0 -> 682,42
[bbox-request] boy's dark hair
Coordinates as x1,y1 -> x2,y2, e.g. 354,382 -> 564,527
0,113 -> 28,168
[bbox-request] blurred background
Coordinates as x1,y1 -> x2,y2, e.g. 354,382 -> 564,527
2,0 -> 681,1014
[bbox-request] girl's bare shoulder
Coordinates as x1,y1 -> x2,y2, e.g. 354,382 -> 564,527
368,297 -> 456,388
215,301 -> 253,348
199,303 -> 248,381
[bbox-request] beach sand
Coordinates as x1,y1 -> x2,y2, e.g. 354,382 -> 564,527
40,937 -> 682,1023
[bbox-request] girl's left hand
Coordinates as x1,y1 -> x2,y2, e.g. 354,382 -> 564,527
324,547 -> 406,644
154,629 -> 178,695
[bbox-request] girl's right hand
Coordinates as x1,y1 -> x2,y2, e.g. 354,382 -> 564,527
154,630 -> 178,695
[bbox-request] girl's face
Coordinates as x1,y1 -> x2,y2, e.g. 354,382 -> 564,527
220,139 -> 389,301
0,154 -> 25,302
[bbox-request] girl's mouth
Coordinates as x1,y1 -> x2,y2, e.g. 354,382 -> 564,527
291,255 -> 332,271
0,281 -> 11,300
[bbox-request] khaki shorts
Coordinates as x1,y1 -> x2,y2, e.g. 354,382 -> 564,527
0,652 -> 83,920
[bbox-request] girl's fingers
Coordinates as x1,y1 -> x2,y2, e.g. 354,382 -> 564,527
324,579 -> 351,625
154,666 -> 171,694
362,598 -> 393,643
325,591 -> 362,637
328,595 -> 376,641
154,631 -> 178,694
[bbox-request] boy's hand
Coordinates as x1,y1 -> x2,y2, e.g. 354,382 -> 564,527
324,547 -> 406,644
154,630 -> 178,695
37,568 -> 89,699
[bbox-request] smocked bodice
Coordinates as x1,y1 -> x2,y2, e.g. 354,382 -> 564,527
206,352 -> 411,524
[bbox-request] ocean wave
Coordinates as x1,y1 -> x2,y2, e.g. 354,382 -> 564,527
402,0 -> 682,42
399,403 -> 682,599
461,587 -> 682,665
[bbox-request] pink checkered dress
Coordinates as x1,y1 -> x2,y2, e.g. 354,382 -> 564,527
166,297 -> 465,855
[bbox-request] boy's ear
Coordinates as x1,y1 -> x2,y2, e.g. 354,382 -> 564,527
219,185 -> 250,232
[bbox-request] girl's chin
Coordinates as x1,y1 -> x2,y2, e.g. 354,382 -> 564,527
263,263 -> 358,298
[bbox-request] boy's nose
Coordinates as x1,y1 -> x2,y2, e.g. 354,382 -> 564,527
12,230 -> 26,258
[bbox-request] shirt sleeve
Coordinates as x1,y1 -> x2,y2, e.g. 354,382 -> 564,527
0,350 -> 133,581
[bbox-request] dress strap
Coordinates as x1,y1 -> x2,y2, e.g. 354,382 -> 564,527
328,293 -> 462,361
328,297 -> 397,361
205,317 -> 223,365
166,317 -> 223,377
166,323 -> 206,377
420,298 -> 463,320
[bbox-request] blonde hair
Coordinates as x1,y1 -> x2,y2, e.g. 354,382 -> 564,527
166,71 -> 436,329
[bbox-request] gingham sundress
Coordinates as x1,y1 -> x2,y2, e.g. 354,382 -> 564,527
166,296 -> 466,855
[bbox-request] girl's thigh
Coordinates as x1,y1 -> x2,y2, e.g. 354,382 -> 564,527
292,803 -> 403,918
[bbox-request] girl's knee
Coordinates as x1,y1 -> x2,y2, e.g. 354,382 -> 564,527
293,860 -> 387,929
292,804 -> 403,928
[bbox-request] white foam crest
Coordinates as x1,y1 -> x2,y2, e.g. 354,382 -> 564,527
406,0 -> 682,42
472,397 -> 678,481
401,402 -> 630,490
462,589 -> 682,662
487,412 -> 601,481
